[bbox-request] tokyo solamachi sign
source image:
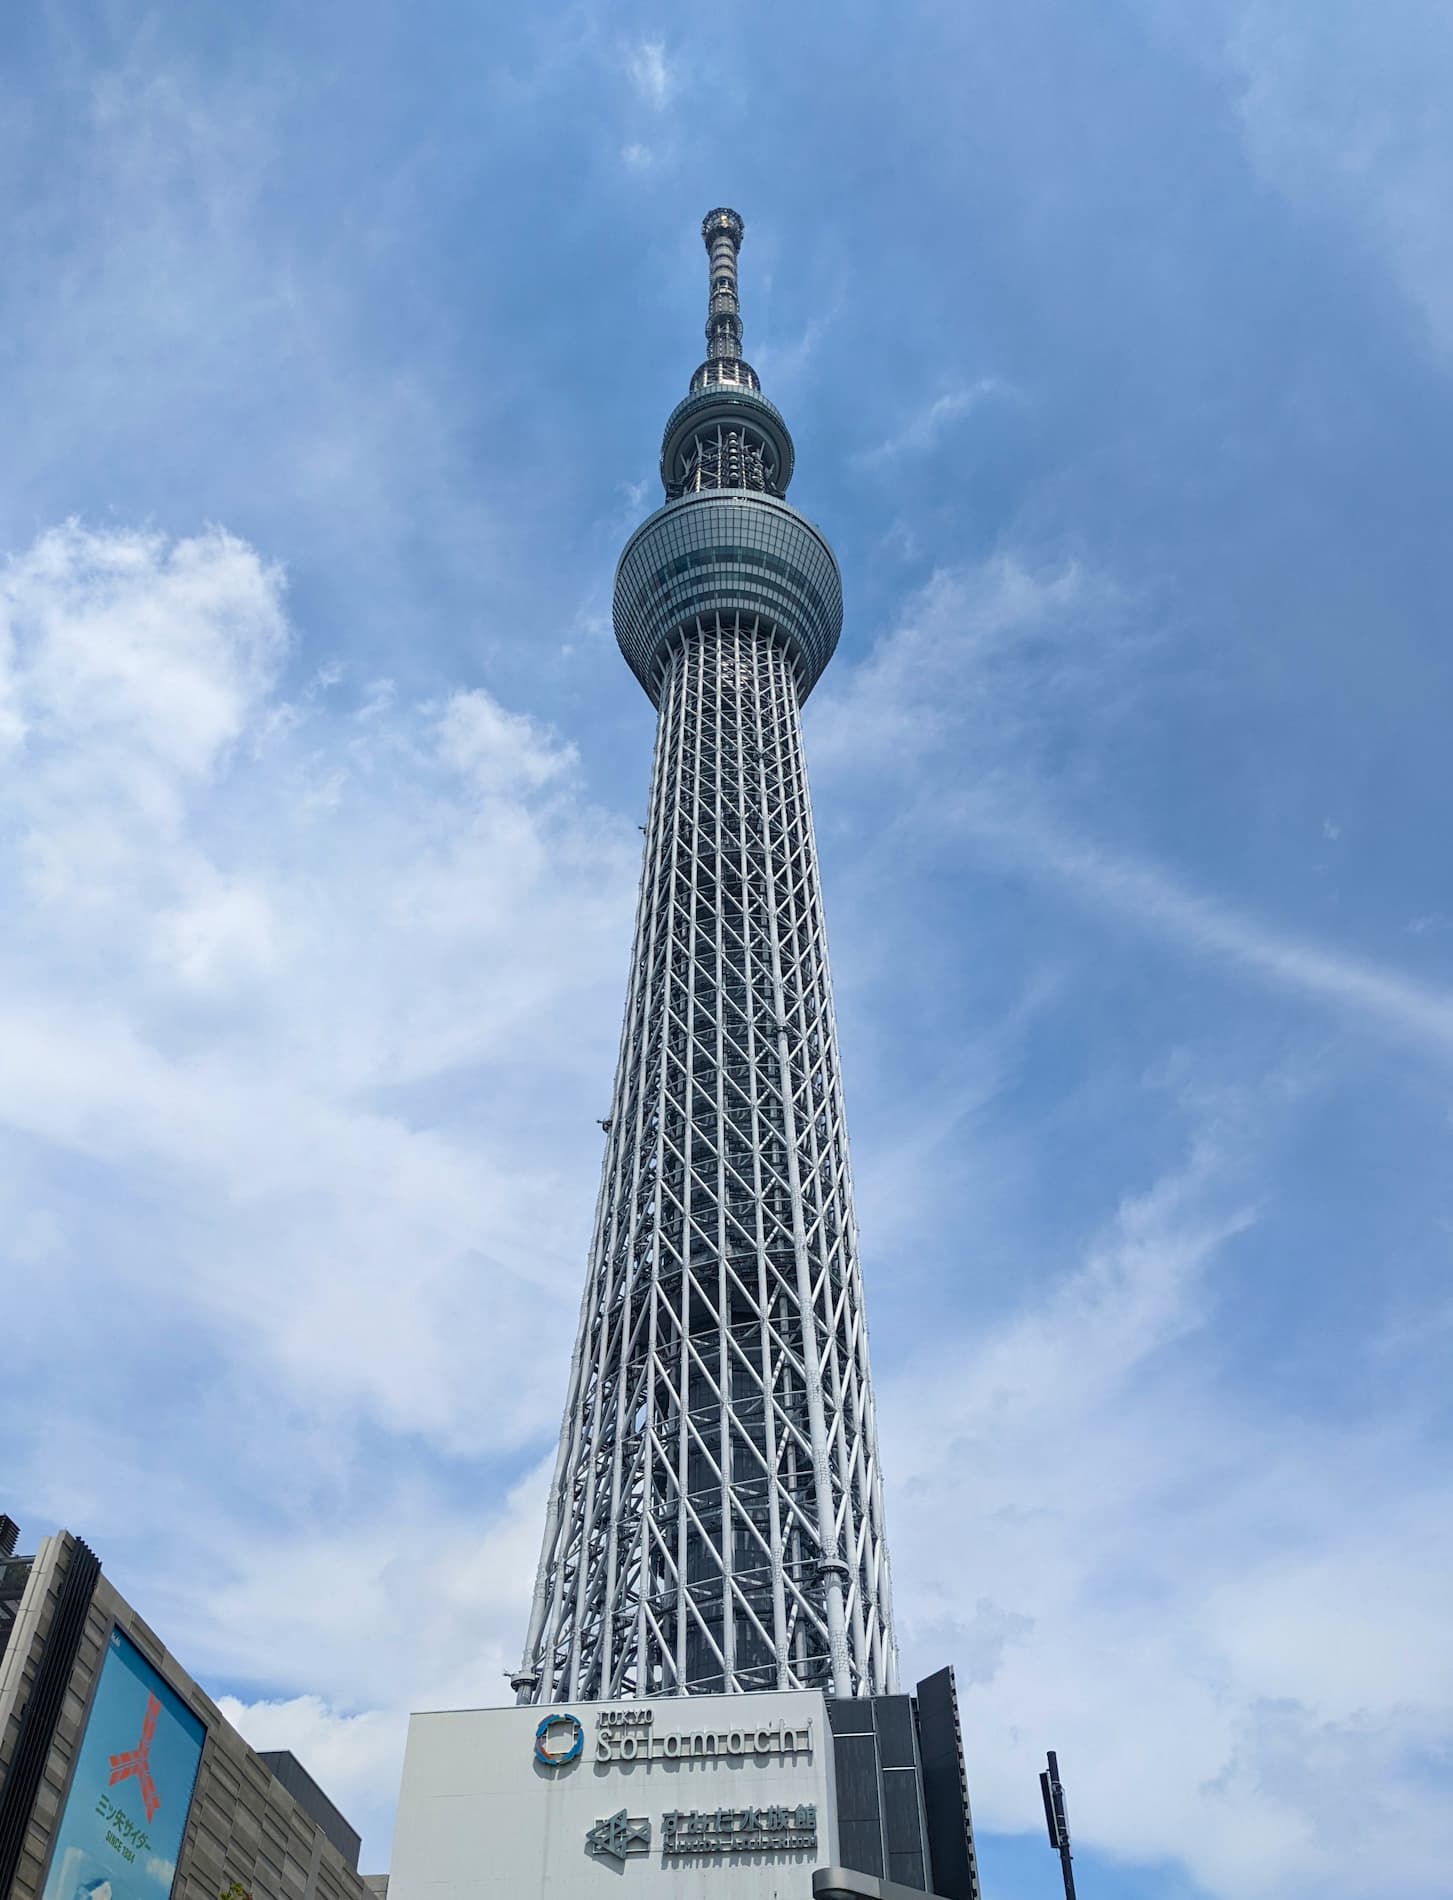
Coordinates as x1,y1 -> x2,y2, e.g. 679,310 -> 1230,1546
592,1704 -> 813,1766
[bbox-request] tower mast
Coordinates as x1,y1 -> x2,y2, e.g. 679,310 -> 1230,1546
515,211 -> 896,1704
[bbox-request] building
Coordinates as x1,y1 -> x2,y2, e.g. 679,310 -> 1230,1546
0,1522 -> 378,1900
388,214 -> 982,1900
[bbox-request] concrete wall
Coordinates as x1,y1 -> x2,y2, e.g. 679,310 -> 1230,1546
0,1533 -> 103,1896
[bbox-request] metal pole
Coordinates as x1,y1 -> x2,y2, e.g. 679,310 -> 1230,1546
1039,1750 -> 1077,1900
1059,1837 -> 1077,1900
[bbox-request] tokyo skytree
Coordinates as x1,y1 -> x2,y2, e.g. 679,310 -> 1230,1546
514,210 -> 896,1708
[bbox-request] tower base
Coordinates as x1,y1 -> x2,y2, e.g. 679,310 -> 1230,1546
386,1669 -> 978,1900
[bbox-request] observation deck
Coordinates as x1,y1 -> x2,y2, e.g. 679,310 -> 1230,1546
612,489 -> 843,705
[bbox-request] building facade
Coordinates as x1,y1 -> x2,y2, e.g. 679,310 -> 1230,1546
388,1672 -> 974,1900
0,1526 -> 375,1900
515,208 -> 895,1713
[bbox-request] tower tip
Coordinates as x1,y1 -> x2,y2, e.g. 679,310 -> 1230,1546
701,207 -> 745,248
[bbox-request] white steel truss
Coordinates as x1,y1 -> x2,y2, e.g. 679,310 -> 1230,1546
517,618 -> 897,1703
515,209 -> 897,1706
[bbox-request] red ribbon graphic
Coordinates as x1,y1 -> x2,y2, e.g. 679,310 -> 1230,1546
108,1693 -> 162,1823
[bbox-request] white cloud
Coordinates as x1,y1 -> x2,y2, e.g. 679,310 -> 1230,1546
0,516 -> 650,1863
886,1132 -> 1453,1900
217,1695 -> 403,1826
955,803 -> 1453,1062
815,556 -> 1453,1064
626,40 -> 671,109
435,686 -> 574,793
2,520 -> 638,1466
856,379 -> 1009,465
1,521 -> 287,775
204,1465 -> 551,1867
148,865 -> 281,992
1157,0 -> 1453,361
811,553 -> 1115,770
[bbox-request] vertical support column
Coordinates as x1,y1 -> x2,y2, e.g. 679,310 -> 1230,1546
754,651 -> 853,1698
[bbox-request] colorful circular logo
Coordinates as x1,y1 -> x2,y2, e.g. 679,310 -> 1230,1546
534,1712 -> 584,1767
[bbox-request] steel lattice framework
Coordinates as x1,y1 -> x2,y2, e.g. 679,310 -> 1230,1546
515,211 -> 897,1706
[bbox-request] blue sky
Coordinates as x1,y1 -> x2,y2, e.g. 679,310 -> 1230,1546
4,3 -> 1451,1895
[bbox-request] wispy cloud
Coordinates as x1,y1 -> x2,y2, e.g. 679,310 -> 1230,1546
956,798 -> 1453,1062
812,554 -> 1119,769
887,1126 -> 1453,1900
754,307 -> 840,389
818,555 -> 1453,1064
626,39 -> 671,109
856,378 -> 1009,465
1176,0 -> 1453,361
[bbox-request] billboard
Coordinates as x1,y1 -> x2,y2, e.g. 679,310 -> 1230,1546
41,1628 -> 206,1900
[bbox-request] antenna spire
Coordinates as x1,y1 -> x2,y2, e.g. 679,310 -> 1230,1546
661,207 -> 791,493
686,207 -> 762,398
701,207 -> 746,363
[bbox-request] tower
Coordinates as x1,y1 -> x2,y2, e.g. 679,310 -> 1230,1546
388,209 -> 983,1900
514,210 -> 896,1708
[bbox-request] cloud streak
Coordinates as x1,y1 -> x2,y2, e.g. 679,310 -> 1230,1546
958,797 -> 1453,1061
817,555 -> 1453,1064
856,380 -> 1009,465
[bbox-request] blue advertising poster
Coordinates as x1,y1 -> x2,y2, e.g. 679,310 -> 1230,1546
41,1628 -> 206,1900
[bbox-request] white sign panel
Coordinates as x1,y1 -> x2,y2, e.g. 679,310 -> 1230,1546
389,1690 -> 836,1900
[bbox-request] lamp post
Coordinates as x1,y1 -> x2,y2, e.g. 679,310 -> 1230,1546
1039,1750 -> 1077,1900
